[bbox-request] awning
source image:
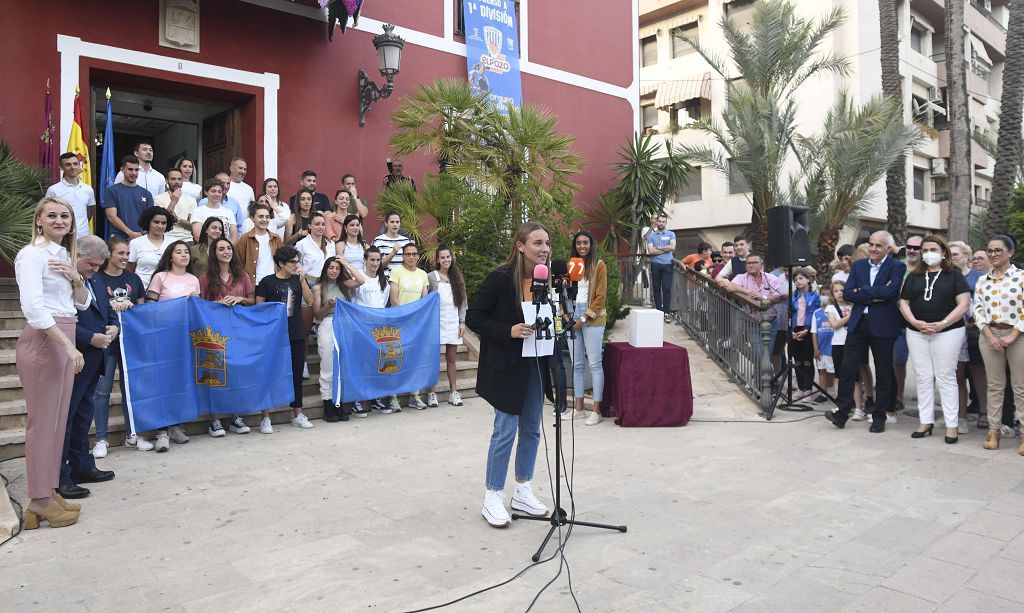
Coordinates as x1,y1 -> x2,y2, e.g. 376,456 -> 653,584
655,72 -> 712,110
970,33 -> 993,66
640,81 -> 659,97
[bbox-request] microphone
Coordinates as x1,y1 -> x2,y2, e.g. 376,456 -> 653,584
550,259 -> 568,279
531,264 -> 549,307
568,257 -> 585,282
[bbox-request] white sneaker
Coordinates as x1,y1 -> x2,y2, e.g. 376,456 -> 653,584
448,390 -> 464,406
169,426 -> 190,444
511,482 -> 549,517
155,433 -> 170,453
584,411 -> 603,426
260,416 -> 274,434
886,412 -> 899,425
408,394 -> 427,410
426,392 -> 439,407
291,413 -> 314,429
91,439 -> 108,459
229,417 -> 250,434
851,409 -> 866,421
958,419 -> 970,435
482,490 -> 511,527
571,409 -> 588,420
124,434 -> 154,451
208,419 -> 226,438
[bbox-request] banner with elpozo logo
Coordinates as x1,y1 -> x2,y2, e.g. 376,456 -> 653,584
463,0 -> 523,112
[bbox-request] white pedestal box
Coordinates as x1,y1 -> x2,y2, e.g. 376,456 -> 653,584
627,308 -> 664,348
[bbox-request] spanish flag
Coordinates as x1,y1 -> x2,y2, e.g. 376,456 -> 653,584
66,85 -> 91,186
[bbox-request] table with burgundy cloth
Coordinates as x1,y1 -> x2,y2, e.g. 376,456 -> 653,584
602,342 -> 693,427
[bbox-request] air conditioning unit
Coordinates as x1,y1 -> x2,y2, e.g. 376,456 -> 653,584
931,158 -> 947,176
983,0 -> 993,11
927,86 -> 942,102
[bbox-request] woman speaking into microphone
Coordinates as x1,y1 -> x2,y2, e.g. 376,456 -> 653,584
467,221 -> 554,528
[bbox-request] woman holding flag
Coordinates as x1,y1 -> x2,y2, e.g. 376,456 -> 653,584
467,221 -> 553,528
313,256 -> 351,422
345,247 -> 389,415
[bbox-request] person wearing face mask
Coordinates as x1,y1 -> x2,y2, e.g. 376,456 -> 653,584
899,236 -> 971,444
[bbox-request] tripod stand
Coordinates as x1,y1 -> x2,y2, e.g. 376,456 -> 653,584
766,266 -> 836,421
512,281 -> 626,562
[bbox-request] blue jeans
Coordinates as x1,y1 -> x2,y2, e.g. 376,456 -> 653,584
93,348 -> 131,439
485,368 -> 543,491
651,262 -> 674,313
572,303 -> 605,402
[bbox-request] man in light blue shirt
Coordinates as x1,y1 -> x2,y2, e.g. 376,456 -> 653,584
46,152 -> 95,238
646,214 -> 677,316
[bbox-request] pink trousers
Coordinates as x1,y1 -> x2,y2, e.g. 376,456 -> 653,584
16,317 -> 77,499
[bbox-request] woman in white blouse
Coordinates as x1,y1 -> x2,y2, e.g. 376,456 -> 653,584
15,197 -> 89,529
973,234 -> 1024,454
295,212 -> 336,284
127,206 -> 173,288
175,158 -> 202,202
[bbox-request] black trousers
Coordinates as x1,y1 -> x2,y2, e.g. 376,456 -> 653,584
60,349 -> 104,486
836,318 -> 896,422
290,338 -> 305,409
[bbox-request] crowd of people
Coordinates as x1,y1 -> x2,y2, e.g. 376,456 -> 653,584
17,142 -> 611,530
665,226 -> 1023,453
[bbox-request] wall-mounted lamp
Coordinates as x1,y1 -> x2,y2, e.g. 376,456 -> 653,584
358,23 -> 405,127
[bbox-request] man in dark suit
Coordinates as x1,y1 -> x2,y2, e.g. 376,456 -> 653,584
827,231 -> 907,433
59,236 -> 118,499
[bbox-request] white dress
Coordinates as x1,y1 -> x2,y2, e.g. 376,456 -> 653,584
432,271 -> 462,345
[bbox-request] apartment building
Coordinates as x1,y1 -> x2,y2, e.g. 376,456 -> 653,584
638,0 -> 1009,250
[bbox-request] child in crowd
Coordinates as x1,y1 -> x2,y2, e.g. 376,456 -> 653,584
811,293 -> 835,403
146,240 -> 201,451
825,276 -> 860,417
255,245 -> 316,433
789,268 -> 821,401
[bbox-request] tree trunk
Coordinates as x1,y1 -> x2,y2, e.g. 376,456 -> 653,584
878,0 -> 908,244
748,197 -> 768,260
987,2 -> 1024,235
946,0 -> 973,241
816,227 -> 840,288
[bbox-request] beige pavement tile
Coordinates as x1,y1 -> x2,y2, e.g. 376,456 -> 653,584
923,530 -> 1008,570
965,557 -> 1024,604
844,586 -> 939,612
880,556 -> 975,604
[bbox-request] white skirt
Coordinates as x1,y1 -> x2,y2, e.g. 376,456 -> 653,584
438,282 -> 462,345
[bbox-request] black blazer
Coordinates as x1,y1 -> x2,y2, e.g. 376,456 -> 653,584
466,264 -> 552,415
75,275 -> 118,356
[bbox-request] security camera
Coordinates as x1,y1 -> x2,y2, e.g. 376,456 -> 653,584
143,100 -> 153,112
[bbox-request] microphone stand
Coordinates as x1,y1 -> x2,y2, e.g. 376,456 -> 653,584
512,277 -> 627,562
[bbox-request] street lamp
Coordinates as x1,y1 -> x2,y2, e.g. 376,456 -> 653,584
359,23 -> 405,127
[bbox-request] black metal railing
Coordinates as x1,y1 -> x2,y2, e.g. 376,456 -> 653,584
669,267 -> 775,411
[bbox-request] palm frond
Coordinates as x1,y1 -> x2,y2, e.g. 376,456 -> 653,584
0,141 -> 45,262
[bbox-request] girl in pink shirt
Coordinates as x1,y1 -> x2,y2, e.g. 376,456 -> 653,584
146,241 -> 201,302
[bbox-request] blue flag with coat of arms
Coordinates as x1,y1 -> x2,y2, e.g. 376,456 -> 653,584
332,292 -> 440,403
119,297 -> 294,432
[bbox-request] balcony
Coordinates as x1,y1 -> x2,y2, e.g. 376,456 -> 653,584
640,0 -> 706,23
967,2 -> 1006,57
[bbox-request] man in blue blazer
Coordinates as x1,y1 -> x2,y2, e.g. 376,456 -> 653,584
58,236 -> 118,499
827,231 -> 907,432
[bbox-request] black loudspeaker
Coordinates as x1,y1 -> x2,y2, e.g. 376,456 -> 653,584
766,205 -> 812,267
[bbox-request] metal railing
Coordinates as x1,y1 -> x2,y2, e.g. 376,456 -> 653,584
670,267 -> 775,412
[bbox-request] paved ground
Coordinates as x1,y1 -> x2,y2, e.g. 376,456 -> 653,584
2,321 -> 1024,612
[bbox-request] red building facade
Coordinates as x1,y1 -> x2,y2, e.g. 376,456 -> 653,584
1,0 -> 637,225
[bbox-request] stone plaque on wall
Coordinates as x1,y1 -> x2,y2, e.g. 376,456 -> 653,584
159,0 -> 200,53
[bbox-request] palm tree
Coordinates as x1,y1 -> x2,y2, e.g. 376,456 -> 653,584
676,0 -> 848,247
0,141 -> 45,262
375,174 -> 465,262
987,2 -> 1024,235
388,78 -> 490,174
447,103 -> 583,220
946,0 -> 973,241
793,94 -> 924,286
878,0 -> 908,244
583,190 -> 633,253
389,79 -> 583,220
611,133 -> 692,302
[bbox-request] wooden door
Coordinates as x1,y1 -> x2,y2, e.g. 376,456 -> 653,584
201,108 -> 241,179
